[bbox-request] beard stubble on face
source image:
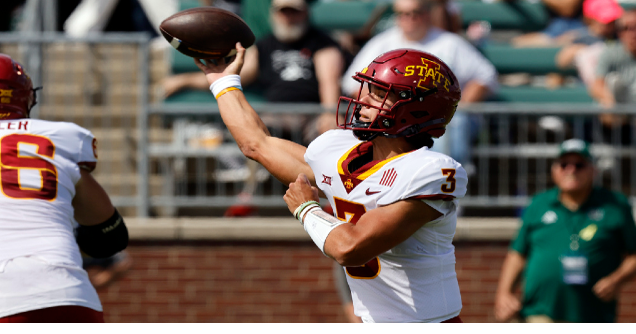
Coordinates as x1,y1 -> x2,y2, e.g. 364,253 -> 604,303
271,19 -> 309,43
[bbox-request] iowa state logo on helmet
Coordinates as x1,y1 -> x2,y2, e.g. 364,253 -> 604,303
403,57 -> 452,93
339,49 -> 461,139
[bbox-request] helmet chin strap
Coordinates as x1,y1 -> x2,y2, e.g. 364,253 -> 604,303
352,119 -> 381,141
350,101 -> 446,141
386,118 -> 447,138
28,86 -> 42,116
351,104 -> 382,141
354,117 -> 447,141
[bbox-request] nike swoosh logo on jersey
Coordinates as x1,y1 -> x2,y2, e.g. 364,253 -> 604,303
365,188 -> 381,195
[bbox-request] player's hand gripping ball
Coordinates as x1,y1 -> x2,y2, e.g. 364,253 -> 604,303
159,7 -> 255,59
193,42 -> 245,83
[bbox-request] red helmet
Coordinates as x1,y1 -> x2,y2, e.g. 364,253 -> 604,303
0,53 -> 37,119
337,49 -> 461,141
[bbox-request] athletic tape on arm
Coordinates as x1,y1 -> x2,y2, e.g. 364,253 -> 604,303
302,208 -> 347,255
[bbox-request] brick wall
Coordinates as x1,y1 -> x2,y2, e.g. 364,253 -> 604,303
97,241 -> 636,323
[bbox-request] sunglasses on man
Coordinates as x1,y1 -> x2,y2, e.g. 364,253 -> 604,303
394,10 -> 425,18
556,161 -> 589,170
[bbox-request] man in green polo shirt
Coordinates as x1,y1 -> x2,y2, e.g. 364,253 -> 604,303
494,139 -> 636,322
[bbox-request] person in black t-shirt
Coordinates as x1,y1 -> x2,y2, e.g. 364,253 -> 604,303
161,0 -> 345,216
163,0 -> 344,142
239,0 -> 344,143
242,0 -> 341,104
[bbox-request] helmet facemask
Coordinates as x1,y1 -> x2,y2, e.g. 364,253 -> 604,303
337,49 -> 462,142
338,74 -> 450,141
338,80 -> 396,141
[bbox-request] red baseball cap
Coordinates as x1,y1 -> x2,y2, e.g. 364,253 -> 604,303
583,0 -> 623,24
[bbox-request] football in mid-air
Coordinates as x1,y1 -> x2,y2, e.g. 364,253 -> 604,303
159,7 -> 255,59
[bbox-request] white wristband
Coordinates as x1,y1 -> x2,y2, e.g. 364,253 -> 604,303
209,74 -> 242,99
299,204 -> 320,224
303,208 -> 347,255
293,200 -> 320,221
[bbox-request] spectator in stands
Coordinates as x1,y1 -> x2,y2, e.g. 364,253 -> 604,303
63,0 -> 177,39
589,8 -> 636,129
56,1 -> 83,32
0,0 -> 25,32
242,0 -> 344,140
164,0 -> 344,216
510,0 -> 586,89
341,0 -> 498,169
512,0 -> 585,47
556,0 -> 621,86
164,0 -> 344,141
430,0 -> 462,34
494,139 -> 636,323
198,0 -> 241,16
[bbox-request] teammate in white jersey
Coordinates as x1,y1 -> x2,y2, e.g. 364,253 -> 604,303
0,54 -> 128,322
195,44 -> 466,322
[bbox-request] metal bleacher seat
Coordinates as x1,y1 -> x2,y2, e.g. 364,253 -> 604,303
459,0 -> 549,31
310,1 -> 391,33
167,0 -> 592,104
165,47 -> 266,105
491,86 -> 593,103
477,44 -> 593,103
166,0 -> 392,104
479,45 -> 570,76
455,1 -> 592,103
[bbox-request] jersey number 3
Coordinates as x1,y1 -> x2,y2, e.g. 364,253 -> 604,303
333,197 -> 381,279
441,168 -> 456,193
1,134 -> 57,200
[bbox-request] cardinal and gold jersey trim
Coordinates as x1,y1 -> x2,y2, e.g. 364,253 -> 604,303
336,141 -> 411,193
357,153 -> 407,180
411,194 -> 456,201
337,143 -> 363,175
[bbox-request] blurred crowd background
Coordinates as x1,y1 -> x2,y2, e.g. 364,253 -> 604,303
4,0 -> 636,218
2,0 -> 636,323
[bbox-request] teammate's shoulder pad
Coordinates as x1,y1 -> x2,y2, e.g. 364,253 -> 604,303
61,121 -> 92,136
40,120 -> 93,138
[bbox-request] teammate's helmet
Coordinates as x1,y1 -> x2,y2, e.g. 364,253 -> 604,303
0,53 -> 37,119
337,49 -> 461,141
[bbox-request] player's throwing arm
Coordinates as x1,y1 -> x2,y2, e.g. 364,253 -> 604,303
194,42 -> 316,188
188,12 -> 469,319
161,7 -> 313,186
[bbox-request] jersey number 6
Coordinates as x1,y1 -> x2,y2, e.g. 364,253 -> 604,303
1,134 -> 57,200
333,197 -> 381,279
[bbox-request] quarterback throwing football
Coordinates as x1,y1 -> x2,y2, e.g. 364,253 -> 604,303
196,43 -> 467,323
0,54 -> 128,322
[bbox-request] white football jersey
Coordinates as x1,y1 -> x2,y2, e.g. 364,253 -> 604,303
0,118 -> 102,317
305,129 -> 467,323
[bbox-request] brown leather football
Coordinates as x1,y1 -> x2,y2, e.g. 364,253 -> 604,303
159,7 -> 255,59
